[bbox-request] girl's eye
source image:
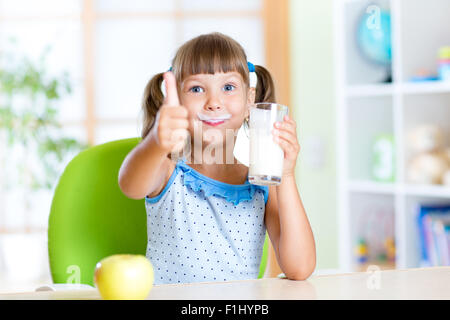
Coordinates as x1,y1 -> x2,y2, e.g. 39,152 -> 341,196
190,86 -> 204,93
223,84 -> 235,92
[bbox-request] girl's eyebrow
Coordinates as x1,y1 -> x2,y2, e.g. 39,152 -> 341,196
224,75 -> 241,82
184,73 -> 241,82
183,77 -> 203,83
185,74 -> 200,81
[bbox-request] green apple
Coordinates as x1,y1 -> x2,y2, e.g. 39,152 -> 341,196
94,254 -> 154,300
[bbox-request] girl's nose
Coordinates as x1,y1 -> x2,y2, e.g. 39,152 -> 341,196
205,103 -> 223,111
205,96 -> 223,111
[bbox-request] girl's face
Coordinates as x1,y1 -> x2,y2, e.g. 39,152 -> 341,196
179,71 -> 255,146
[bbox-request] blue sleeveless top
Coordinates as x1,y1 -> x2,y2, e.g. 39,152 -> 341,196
145,158 -> 268,285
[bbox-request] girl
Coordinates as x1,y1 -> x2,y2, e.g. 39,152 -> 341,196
119,32 -> 315,284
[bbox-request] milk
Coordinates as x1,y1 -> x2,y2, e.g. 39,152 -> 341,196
249,130 -> 284,177
248,105 -> 287,185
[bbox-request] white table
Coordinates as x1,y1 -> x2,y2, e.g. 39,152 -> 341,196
1,267 -> 449,300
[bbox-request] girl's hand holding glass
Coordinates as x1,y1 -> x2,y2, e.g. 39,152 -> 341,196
272,115 -> 300,178
150,71 -> 189,153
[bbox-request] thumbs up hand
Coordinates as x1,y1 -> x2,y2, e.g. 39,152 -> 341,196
151,72 -> 189,153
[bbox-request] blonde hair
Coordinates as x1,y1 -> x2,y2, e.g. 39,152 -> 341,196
141,32 -> 276,139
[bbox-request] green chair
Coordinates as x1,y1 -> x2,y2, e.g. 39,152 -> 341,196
48,137 -> 268,286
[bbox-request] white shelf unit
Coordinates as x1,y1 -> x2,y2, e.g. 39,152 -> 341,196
335,0 -> 450,272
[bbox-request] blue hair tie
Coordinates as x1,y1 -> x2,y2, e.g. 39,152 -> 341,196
247,61 -> 255,73
168,67 -> 173,72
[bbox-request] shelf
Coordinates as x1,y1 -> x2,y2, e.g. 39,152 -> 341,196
348,181 -> 450,198
346,83 -> 394,97
400,81 -> 450,95
348,180 -> 396,194
345,81 -> 450,98
337,0 -> 450,272
404,184 -> 450,198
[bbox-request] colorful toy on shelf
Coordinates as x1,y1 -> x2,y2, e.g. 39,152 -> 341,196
407,124 -> 450,186
384,237 -> 396,263
438,46 -> 450,81
409,69 -> 439,82
355,238 -> 369,264
372,134 -> 395,182
355,203 -> 396,268
408,46 -> 450,82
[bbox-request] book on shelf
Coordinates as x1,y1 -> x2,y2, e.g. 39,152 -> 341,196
417,204 -> 450,267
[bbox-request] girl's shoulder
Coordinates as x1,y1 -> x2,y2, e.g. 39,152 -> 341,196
146,156 -> 178,199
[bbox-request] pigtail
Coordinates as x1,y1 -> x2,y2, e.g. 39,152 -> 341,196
141,72 -> 165,139
254,65 -> 276,103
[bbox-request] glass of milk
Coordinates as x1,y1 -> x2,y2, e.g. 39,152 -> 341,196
248,103 -> 289,186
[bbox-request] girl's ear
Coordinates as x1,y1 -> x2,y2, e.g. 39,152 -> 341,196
244,105 -> 250,119
245,87 -> 255,119
247,86 -> 256,106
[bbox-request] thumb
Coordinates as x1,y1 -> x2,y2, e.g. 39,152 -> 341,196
163,71 -> 180,107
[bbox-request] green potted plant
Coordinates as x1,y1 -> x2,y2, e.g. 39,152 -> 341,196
0,41 -> 87,232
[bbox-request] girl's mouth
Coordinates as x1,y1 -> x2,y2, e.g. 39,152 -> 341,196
202,120 -> 226,126
197,112 -> 231,127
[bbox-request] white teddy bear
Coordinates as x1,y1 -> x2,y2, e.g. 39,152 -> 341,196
407,125 -> 450,186
443,147 -> 450,185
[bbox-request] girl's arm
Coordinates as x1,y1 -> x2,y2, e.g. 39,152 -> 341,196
119,72 -> 189,199
264,115 -> 316,280
118,131 -> 171,199
265,179 -> 316,280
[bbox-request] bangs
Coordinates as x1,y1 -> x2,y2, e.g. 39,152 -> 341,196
173,33 -> 249,85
